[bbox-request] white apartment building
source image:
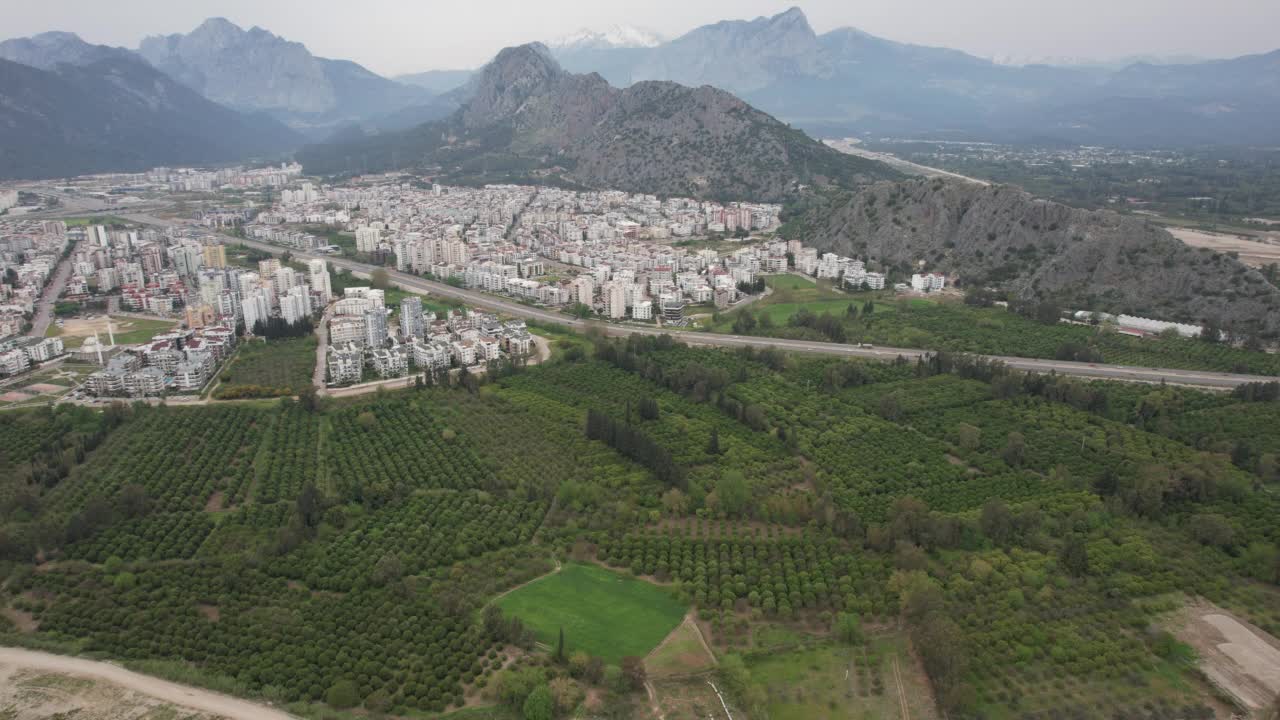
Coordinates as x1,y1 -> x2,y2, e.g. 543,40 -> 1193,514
911,273 -> 946,292
327,345 -> 364,384
355,226 -> 382,253
632,300 -> 653,320
308,259 -> 332,304
364,309 -> 389,348
329,315 -> 366,347
605,282 -> 627,319
400,296 -> 425,339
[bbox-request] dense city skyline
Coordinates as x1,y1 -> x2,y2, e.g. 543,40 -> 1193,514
6,0 -> 1279,76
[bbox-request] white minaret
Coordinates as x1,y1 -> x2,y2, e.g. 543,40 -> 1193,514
106,318 -> 116,346
93,332 -> 104,365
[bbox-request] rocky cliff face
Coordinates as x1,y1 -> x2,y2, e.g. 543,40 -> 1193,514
299,44 -> 897,201
788,178 -> 1280,335
137,18 -> 426,133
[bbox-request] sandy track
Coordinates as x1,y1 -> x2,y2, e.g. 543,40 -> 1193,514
0,647 -> 296,719
1168,227 -> 1280,268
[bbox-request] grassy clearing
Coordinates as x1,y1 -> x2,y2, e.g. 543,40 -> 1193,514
745,636 -> 937,720
214,337 -> 316,399
707,277 -> 894,330
495,562 -> 686,664
646,620 -> 716,678
51,316 -> 176,349
763,274 -> 817,290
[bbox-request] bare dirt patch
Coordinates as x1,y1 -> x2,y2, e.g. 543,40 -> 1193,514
197,604 -> 220,622
0,648 -> 290,719
204,491 -> 226,512
25,383 -> 65,394
1169,227 -> 1280,268
1172,600 -> 1280,713
2,606 -> 38,633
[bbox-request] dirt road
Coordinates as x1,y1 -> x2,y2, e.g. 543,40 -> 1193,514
0,647 -> 296,719
1167,226 -> 1280,268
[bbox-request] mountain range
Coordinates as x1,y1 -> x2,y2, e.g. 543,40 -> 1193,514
136,18 -> 435,136
547,7 -> 1280,147
297,44 -> 897,201
0,34 -> 301,180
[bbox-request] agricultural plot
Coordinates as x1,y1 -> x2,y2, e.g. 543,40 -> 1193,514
495,563 -> 686,663
3,334 -> 1279,720
48,405 -> 262,513
746,638 -> 938,720
214,337 -> 317,399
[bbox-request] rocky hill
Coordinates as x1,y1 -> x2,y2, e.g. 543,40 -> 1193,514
0,54 -> 301,179
785,178 -> 1280,337
137,18 -> 428,135
298,44 -> 896,201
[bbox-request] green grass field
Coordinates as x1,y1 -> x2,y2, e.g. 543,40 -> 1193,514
762,274 -> 818,290
708,276 -> 898,330
495,563 -> 686,664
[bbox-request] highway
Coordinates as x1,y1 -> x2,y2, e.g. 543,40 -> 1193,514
230,236 -> 1280,390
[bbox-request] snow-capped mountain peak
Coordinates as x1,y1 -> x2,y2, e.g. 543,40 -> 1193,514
551,25 -> 664,50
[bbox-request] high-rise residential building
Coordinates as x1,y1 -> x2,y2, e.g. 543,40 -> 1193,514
356,226 -> 382,253
364,309 -> 388,348
170,245 -> 202,279
605,281 -> 627,319
202,244 -> 227,269
307,259 -> 332,304
272,267 -> 299,295
400,296 -> 425,339
242,290 -> 270,333
282,286 -> 311,326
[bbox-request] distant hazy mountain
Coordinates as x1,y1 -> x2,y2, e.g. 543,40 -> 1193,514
0,51 -> 302,180
0,31 -> 135,69
788,179 -> 1280,336
548,7 -> 1280,147
395,69 -> 474,94
298,43 -> 897,201
137,18 -> 428,136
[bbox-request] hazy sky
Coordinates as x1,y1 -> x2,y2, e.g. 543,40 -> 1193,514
8,0 -> 1279,76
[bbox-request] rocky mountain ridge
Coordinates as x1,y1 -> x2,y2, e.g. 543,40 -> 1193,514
136,18 -> 429,135
298,43 -> 897,201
